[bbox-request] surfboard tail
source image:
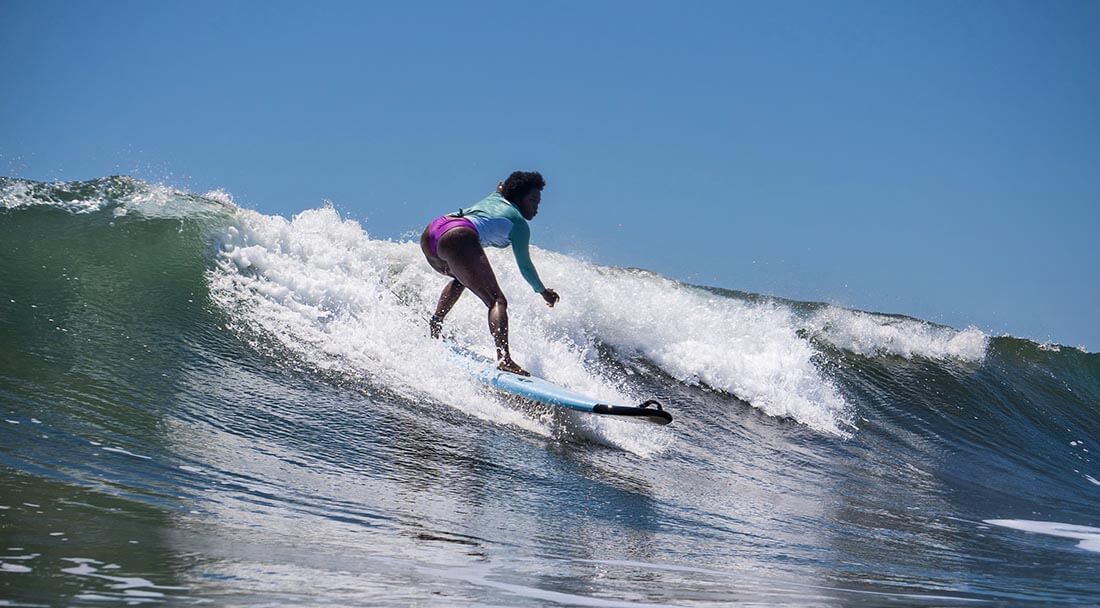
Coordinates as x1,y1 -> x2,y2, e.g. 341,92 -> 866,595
592,399 -> 673,425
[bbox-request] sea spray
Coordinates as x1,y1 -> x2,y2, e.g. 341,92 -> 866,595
803,306 -> 988,361
210,204 -> 861,439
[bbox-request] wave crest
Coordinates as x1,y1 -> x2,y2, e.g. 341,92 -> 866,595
0,176 -> 232,219
803,306 -> 988,362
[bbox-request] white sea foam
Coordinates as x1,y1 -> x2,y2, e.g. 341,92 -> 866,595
201,188 -> 235,205
508,256 -> 852,434
984,519 -> 1100,554
59,558 -> 188,592
208,206 -> 553,442
0,552 -> 39,575
209,205 -> 855,441
0,179 -> 56,211
803,306 -> 988,362
101,447 -> 152,460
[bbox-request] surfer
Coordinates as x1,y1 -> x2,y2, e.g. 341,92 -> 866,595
420,171 -> 560,376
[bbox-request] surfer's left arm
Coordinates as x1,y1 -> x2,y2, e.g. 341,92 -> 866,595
509,221 -> 558,306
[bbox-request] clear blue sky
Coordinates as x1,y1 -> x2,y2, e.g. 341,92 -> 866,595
3,0 -> 1098,348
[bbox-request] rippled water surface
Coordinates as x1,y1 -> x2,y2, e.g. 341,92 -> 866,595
2,177 -> 1098,606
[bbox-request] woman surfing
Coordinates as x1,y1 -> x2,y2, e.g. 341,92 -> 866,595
420,171 -> 559,376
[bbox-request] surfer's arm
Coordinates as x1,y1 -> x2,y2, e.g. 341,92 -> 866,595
508,221 -> 547,294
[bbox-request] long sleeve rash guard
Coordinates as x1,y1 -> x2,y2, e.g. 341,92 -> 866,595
454,192 -> 546,293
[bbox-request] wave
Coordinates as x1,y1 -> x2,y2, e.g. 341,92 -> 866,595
4,176 -> 1099,605
5,176 -> 1096,442
209,203 -> 861,437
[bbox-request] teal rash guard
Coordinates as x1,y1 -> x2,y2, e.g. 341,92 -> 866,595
454,192 -> 547,293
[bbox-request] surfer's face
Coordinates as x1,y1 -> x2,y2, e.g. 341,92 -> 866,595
518,189 -> 541,220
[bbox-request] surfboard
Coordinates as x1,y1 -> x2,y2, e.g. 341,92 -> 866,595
478,366 -> 673,425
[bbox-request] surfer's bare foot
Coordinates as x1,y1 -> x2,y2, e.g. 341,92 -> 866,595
429,314 -> 443,339
497,358 -> 530,376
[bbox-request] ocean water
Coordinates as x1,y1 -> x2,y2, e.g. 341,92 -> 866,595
1,176 -> 1097,606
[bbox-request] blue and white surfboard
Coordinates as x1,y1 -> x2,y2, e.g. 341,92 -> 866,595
479,368 -> 672,425
450,346 -> 672,424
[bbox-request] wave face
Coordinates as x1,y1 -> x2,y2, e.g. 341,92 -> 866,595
2,177 -> 1098,606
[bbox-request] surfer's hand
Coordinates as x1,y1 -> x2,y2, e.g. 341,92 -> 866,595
541,288 -> 559,308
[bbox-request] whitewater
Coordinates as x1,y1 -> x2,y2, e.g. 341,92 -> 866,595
1,176 -> 1097,606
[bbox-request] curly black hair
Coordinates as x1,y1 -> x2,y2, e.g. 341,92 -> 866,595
500,171 -> 546,204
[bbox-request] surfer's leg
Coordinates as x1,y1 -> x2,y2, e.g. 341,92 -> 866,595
437,229 -> 529,376
430,279 -> 465,338
422,225 -> 463,337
